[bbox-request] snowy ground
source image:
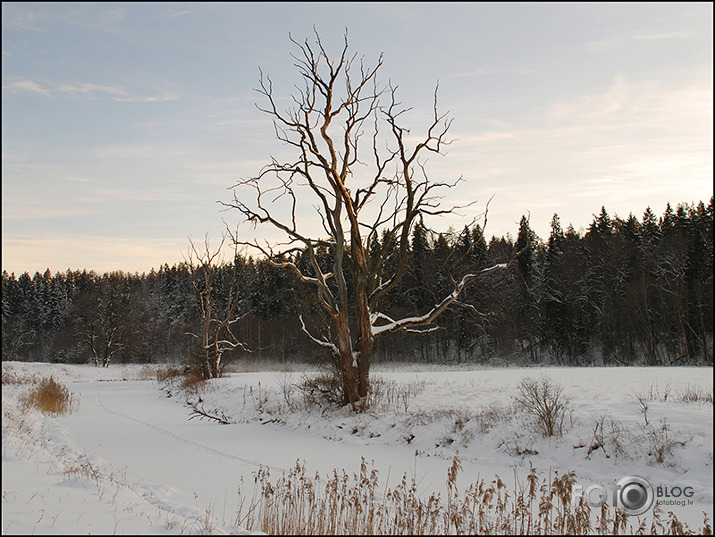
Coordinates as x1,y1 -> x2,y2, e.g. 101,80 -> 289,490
2,360 -> 712,534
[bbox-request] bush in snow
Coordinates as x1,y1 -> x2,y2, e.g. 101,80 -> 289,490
513,375 -> 572,437
298,367 -> 345,409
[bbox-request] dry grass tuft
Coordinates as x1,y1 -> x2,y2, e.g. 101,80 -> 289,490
22,376 -> 77,415
634,382 -> 713,405
678,384 -> 713,405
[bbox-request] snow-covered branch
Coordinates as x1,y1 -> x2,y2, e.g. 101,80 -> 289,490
299,315 -> 339,356
371,262 -> 508,337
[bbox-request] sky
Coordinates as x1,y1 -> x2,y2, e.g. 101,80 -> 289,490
2,2 -> 712,275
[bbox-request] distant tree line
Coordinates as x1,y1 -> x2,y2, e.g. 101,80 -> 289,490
2,199 -> 712,368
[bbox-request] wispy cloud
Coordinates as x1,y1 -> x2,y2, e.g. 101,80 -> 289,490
114,85 -> 182,103
2,4 -> 126,33
2,77 -> 181,102
447,66 -> 538,79
167,9 -> 193,18
633,31 -> 693,41
549,72 -> 712,129
585,29 -> 693,52
1,198 -> 98,221
2,78 -> 52,96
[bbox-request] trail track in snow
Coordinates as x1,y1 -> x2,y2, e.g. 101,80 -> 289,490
95,390 -> 272,470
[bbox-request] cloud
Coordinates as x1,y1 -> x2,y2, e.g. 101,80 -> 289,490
114,85 -> 182,103
548,72 -> 712,135
2,77 -> 180,102
2,4 -> 126,33
633,31 -> 693,41
167,9 -> 193,18
2,78 -> 54,96
585,29 -> 694,52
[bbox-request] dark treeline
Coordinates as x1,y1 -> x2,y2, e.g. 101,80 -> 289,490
3,200 -> 713,367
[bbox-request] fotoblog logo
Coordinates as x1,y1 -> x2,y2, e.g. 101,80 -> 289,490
573,475 -> 697,515
573,475 -> 655,516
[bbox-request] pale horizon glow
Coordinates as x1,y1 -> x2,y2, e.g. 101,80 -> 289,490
2,2 -> 712,275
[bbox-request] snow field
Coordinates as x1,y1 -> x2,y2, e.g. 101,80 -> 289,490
2,361 -> 713,534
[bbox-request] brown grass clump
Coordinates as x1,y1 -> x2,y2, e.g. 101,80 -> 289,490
23,376 -> 77,415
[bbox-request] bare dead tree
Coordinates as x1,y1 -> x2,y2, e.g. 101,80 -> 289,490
225,29 -> 518,409
186,231 -> 249,379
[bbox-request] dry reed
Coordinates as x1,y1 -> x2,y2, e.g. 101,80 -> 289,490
235,453 -> 710,535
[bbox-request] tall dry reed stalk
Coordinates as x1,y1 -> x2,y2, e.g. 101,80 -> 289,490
235,453 -> 710,535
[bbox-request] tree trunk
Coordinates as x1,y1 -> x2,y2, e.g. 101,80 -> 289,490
335,311 -> 358,409
357,337 -> 373,400
355,288 -> 373,400
353,235 -> 373,400
212,343 -> 221,379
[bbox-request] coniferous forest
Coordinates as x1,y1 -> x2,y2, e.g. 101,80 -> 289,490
3,200 -> 713,368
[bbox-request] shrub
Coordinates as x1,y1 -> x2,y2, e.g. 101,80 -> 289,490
181,365 -> 208,392
473,403 -> 514,433
513,375 -> 571,437
297,370 -> 427,412
297,366 -> 345,408
23,376 -> 77,415
154,365 -> 187,383
645,418 -> 686,467
584,413 -> 633,460
154,364 -> 208,397
2,365 -> 39,385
